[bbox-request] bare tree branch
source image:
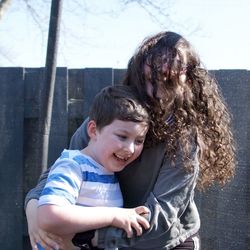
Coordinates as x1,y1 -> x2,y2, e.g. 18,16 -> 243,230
22,0 -> 46,32
121,0 -> 174,28
0,0 -> 194,65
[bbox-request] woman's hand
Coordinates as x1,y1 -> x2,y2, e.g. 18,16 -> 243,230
25,199 -> 63,250
111,206 -> 150,238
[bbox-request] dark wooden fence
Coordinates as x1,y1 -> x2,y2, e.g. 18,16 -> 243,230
0,67 -> 249,250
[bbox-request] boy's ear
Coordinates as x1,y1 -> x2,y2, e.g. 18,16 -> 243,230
87,120 -> 97,139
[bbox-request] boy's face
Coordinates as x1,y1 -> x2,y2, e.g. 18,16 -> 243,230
88,119 -> 148,172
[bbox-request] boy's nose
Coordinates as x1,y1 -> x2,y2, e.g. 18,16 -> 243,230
126,141 -> 135,154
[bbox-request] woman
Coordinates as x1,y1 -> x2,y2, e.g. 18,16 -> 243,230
25,31 -> 236,250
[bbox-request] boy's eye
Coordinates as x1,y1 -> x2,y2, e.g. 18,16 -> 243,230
135,139 -> 145,145
117,134 -> 127,140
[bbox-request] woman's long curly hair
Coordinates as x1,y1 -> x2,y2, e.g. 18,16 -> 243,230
123,31 -> 236,189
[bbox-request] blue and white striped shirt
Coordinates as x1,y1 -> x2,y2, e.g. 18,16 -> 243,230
38,149 -> 123,208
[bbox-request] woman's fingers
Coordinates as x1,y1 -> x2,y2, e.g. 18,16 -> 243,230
29,231 -> 61,250
29,235 -> 37,250
28,232 -> 42,250
47,232 -> 63,243
36,241 -> 55,250
39,231 -> 61,250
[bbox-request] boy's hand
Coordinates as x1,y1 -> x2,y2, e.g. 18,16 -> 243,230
111,206 -> 150,238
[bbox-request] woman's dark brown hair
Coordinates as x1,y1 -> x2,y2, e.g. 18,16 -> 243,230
123,31 -> 236,189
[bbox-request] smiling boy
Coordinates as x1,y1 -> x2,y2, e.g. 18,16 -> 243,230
37,85 -> 150,249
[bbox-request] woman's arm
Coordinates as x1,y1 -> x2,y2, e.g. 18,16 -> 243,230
25,172 -> 63,250
25,199 -> 63,250
24,169 -> 50,209
24,119 -> 90,249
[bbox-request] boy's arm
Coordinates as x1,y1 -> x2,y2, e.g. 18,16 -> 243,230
38,205 -> 150,237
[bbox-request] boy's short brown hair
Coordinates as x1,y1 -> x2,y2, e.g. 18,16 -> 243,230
89,85 -> 149,130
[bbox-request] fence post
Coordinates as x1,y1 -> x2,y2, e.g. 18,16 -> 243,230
40,0 -> 63,172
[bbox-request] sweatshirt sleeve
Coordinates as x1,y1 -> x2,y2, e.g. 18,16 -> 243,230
69,118 -> 89,149
24,118 -> 89,209
97,145 -> 200,249
24,168 -> 50,209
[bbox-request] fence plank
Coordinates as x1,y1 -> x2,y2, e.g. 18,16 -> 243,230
23,68 -> 45,197
113,68 -> 126,85
0,67 -> 24,250
68,68 -> 85,120
82,68 -> 113,117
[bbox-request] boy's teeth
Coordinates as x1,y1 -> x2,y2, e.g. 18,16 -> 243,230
115,154 -> 129,161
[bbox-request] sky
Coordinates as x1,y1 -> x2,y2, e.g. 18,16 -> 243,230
0,0 -> 249,70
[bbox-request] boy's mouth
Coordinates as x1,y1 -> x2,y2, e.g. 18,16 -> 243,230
114,153 -> 131,162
